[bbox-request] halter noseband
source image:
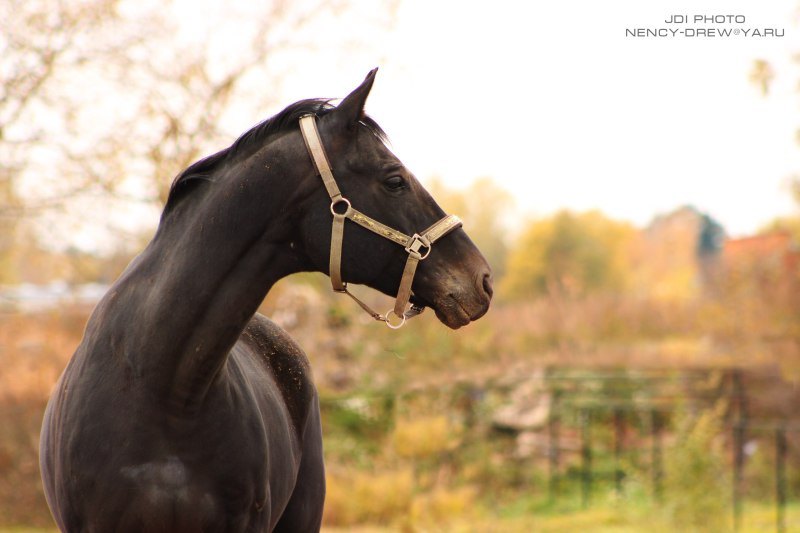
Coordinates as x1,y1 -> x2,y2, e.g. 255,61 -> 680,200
299,114 -> 462,329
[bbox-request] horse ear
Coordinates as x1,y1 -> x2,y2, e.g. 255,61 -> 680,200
332,68 -> 378,130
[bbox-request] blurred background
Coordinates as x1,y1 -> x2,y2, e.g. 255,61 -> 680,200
1,0 -> 799,531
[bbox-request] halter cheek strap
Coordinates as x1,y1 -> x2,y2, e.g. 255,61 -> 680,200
299,114 -> 462,328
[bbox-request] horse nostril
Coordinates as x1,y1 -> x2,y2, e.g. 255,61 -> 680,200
481,272 -> 494,300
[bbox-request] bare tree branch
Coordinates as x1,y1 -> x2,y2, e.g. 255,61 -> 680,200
0,0 -> 399,269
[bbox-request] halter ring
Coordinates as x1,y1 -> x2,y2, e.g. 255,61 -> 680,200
384,309 -> 407,329
330,197 -> 352,217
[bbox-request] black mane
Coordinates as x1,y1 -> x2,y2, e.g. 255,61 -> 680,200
164,98 -> 387,211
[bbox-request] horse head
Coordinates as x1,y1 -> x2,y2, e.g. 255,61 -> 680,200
295,69 -> 492,329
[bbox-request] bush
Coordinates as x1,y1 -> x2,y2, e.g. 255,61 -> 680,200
661,405 -> 731,531
323,467 -> 414,527
392,416 -> 461,460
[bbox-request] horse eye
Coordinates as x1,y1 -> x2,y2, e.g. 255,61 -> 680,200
384,175 -> 405,191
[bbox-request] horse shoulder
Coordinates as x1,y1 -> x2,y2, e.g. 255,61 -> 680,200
239,313 -> 318,437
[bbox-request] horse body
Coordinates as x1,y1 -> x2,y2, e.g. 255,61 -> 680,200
42,313 -> 320,532
41,187 -> 325,531
40,70 -> 492,532
41,113 -> 325,531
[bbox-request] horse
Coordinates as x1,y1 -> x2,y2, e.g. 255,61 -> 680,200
39,69 -> 492,532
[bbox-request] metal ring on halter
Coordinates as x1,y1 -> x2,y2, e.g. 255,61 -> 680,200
330,197 -> 352,217
384,309 -> 407,329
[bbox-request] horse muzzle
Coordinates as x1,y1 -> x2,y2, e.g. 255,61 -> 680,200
416,266 -> 493,330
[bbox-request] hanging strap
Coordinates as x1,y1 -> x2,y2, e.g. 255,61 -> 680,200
299,114 -> 462,328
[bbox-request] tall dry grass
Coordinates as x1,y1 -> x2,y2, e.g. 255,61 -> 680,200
1,277 -> 798,528
0,308 -> 87,526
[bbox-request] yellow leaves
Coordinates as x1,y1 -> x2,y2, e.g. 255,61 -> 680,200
323,466 -> 480,529
391,415 -> 461,459
324,415 -> 472,528
425,177 -> 513,278
749,59 -> 774,96
323,467 -> 414,527
649,265 -> 697,301
410,486 -> 478,525
501,210 -> 636,300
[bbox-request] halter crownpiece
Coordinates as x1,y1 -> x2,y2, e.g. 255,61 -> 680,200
299,114 -> 462,329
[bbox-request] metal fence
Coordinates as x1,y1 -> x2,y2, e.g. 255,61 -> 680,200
321,365 -> 799,531
541,367 -> 797,532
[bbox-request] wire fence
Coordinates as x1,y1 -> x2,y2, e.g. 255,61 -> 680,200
540,367 -> 797,532
320,365 -> 799,532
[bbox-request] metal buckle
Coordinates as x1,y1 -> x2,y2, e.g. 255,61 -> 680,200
404,233 -> 431,260
330,197 -> 352,217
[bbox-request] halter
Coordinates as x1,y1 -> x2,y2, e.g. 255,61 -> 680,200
299,114 -> 462,329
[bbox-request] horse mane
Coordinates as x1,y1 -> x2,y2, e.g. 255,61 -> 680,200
164,98 -> 387,212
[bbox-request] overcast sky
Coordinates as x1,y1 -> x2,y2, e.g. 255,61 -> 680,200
266,0 -> 799,237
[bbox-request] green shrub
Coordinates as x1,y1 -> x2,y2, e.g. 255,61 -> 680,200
661,405 -> 730,531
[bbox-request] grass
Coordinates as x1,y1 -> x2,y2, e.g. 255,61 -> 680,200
320,502 -> 800,532
323,501 -> 800,532
0,529 -> 57,533
3,293 -> 800,532
4,480 -> 800,532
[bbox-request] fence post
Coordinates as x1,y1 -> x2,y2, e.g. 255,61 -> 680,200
548,392 -> 560,501
651,409 -> 663,502
776,426 -> 787,533
731,369 -> 747,532
581,408 -> 592,508
732,421 -> 744,532
614,408 -> 624,495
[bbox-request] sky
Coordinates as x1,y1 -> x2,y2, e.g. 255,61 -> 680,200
271,0 -> 800,237
38,0 -> 800,250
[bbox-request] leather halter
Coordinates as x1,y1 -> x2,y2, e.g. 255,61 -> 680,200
299,114 -> 462,329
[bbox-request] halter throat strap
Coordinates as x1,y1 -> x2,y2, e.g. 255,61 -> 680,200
299,114 -> 462,328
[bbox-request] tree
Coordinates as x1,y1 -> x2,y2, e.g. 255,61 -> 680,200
426,177 -> 513,280
0,0 -> 134,279
501,210 -> 636,300
748,59 -> 774,96
0,0 -> 398,279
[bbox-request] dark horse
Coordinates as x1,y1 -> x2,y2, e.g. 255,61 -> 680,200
40,69 -> 492,532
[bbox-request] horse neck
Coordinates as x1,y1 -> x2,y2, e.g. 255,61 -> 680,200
103,136 -> 312,413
